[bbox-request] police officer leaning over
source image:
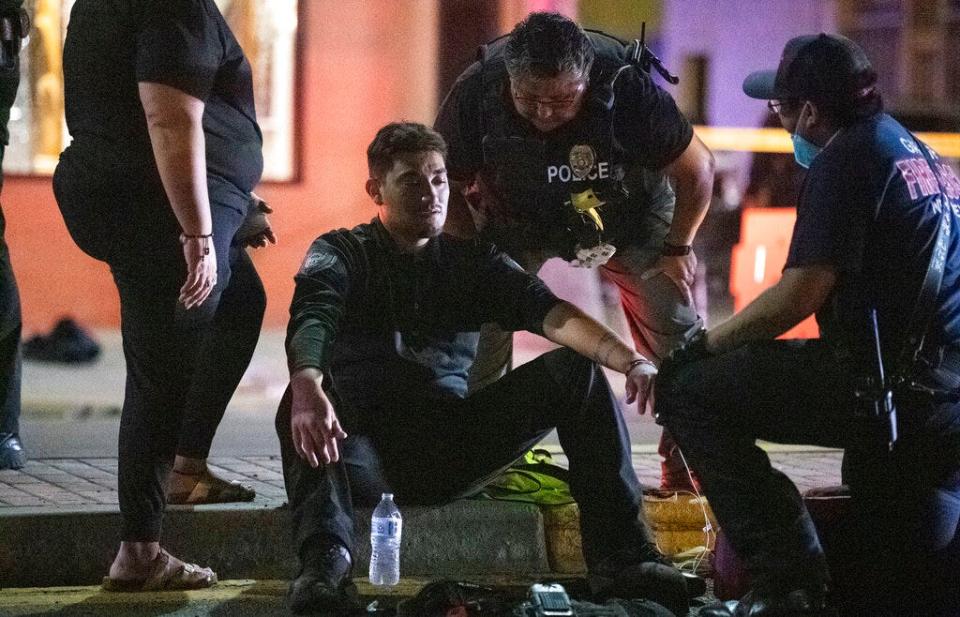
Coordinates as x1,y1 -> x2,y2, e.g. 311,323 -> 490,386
655,34 -> 960,616
435,12 -> 715,490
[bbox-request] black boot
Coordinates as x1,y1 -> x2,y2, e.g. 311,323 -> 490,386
700,587 -> 836,617
287,543 -> 359,615
588,542 -> 691,616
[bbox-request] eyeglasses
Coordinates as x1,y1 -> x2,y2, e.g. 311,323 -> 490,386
510,81 -> 587,112
767,99 -> 799,114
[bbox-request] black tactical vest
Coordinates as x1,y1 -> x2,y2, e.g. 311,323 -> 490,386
475,31 -> 645,260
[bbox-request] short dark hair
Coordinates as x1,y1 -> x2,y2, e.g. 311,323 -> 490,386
367,122 -> 447,179
504,12 -> 594,80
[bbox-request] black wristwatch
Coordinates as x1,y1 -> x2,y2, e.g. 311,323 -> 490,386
661,240 -> 692,256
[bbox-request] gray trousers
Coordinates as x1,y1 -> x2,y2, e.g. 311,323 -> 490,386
469,198 -> 703,484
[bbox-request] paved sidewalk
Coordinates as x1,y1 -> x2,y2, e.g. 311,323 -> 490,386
0,456 -> 287,509
0,448 -> 843,509
0,448 -> 844,615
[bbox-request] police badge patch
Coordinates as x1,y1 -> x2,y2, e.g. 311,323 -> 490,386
569,144 -> 596,180
298,244 -> 339,276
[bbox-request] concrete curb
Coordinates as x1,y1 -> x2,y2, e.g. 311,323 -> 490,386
0,495 -> 728,588
0,501 -> 552,588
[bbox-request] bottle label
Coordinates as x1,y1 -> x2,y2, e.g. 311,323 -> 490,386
373,519 -> 401,538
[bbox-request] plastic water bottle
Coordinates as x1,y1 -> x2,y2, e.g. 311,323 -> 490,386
369,492 -> 402,586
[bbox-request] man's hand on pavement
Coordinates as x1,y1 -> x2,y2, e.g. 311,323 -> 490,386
290,368 -> 348,468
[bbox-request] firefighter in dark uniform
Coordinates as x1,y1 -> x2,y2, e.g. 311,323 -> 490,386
0,0 -> 27,470
435,12 -> 715,490
656,34 -> 960,616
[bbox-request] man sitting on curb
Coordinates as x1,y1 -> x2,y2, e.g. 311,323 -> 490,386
275,122 -> 694,616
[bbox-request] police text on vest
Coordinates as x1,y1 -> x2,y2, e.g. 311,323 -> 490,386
547,162 -> 610,183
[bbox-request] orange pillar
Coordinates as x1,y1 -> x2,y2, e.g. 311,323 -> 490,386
730,208 -> 819,339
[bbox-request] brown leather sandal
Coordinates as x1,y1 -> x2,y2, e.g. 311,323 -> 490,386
166,469 -> 256,505
101,549 -> 217,592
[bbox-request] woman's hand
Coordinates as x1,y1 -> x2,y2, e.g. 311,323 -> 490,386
179,235 -> 218,309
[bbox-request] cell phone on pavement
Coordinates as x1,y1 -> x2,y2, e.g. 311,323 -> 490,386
529,583 -> 574,616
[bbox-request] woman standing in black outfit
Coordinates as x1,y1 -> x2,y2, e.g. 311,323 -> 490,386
54,0 -> 270,589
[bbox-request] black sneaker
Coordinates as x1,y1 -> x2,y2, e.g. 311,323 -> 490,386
287,543 -> 359,615
588,543 -> 690,617
23,318 -> 100,364
700,587 -> 836,617
0,433 -> 25,470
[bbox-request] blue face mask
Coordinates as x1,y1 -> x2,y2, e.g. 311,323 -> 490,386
791,131 -> 822,169
790,102 -> 822,169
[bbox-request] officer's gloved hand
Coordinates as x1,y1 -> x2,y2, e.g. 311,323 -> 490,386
655,330 -> 713,422
665,328 -> 714,369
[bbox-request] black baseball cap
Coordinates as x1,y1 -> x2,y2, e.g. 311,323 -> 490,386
743,33 -> 876,103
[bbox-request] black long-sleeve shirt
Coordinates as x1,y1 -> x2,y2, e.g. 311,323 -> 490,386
286,218 -> 562,412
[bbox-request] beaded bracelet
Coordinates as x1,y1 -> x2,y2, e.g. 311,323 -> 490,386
179,233 -> 212,257
625,358 -> 656,377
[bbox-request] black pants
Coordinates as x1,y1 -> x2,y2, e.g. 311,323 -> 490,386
54,169 -> 265,541
0,44 -> 22,440
0,199 -> 20,438
276,348 -> 652,568
656,339 -> 960,615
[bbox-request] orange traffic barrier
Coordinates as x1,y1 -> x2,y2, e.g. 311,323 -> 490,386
730,207 -> 819,339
